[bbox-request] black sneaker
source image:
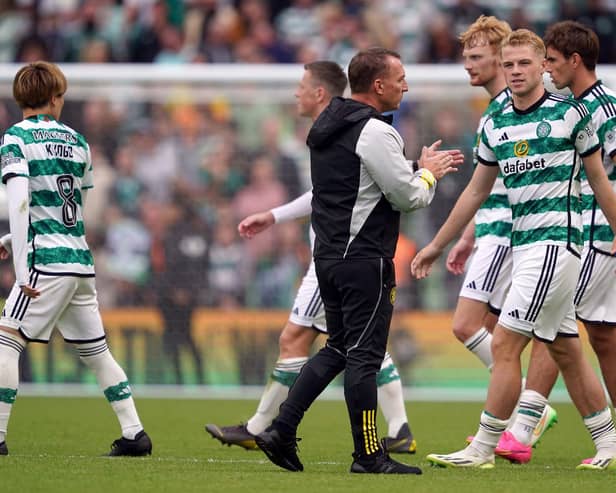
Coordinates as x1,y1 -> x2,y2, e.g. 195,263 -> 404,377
381,423 -> 417,454
205,423 -> 257,450
255,428 -> 303,472
0,441 -> 7,456
108,430 -> 152,457
351,453 -> 422,474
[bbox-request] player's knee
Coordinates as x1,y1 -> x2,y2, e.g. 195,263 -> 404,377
451,313 -> 482,342
586,327 -> 614,360
451,320 -> 472,342
278,330 -> 294,353
278,324 -> 311,357
490,336 -> 517,363
544,340 -> 577,370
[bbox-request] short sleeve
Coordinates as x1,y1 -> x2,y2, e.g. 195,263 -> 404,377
1,132 -> 29,184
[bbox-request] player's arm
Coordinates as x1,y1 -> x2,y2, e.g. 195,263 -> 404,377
271,190 -> 312,223
411,163 -> 497,279
238,190 -> 312,239
358,121 -> 461,212
6,175 -> 40,298
582,149 -> 616,252
446,219 -> 476,275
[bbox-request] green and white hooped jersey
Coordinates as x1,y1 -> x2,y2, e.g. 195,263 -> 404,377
474,88 -> 512,245
478,91 -> 600,253
578,81 -> 616,254
0,114 -> 95,276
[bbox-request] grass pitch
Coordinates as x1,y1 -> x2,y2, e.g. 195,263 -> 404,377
1,396 -> 614,492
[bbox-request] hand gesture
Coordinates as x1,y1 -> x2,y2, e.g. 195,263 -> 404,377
20,284 -> 41,298
238,211 -> 275,239
419,140 -> 464,180
0,233 -> 11,260
446,238 -> 474,275
411,243 -> 443,279
0,244 -> 10,260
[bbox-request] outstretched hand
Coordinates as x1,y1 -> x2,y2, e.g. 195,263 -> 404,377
419,140 -> 464,180
238,211 -> 275,239
411,243 -> 443,279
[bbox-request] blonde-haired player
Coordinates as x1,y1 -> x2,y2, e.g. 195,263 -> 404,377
415,29 -> 616,470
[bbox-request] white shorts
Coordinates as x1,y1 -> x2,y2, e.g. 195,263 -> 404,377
289,260 -> 327,333
575,248 -> 616,325
499,244 -> 580,342
458,242 -> 512,313
0,273 -> 105,343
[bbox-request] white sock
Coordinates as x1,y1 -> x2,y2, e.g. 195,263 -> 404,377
469,410 -> 508,457
246,357 -> 308,435
0,332 -> 25,443
509,389 -> 547,445
463,327 -> 493,371
77,340 -> 143,439
584,407 -> 616,455
377,352 -> 408,437
506,377 -> 527,429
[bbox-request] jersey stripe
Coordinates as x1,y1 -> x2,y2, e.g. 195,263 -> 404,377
474,88 -> 512,244
1,115 -> 95,276
578,81 -> 616,253
525,245 -> 558,322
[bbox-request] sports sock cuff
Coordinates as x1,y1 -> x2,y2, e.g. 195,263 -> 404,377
463,327 -> 489,349
0,332 -> 26,355
0,388 -> 17,405
518,389 -> 548,418
103,380 -> 133,403
584,406 -> 611,420
271,357 -> 308,386
376,363 -> 400,386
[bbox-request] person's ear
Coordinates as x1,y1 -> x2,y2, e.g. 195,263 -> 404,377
315,86 -> 326,103
374,79 -> 384,95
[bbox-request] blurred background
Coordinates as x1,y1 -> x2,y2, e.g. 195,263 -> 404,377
0,0 -> 614,399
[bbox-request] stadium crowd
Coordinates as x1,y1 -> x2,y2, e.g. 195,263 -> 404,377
1,1 -> 615,66
0,0 -> 615,312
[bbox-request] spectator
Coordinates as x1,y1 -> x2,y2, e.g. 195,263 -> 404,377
274,0 -> 321,50
0,0 -> 30,62
108,144 -> 146,218
208,215 -> 250,308
232,154 -> 288,262
575,0 -> 616,63
155,198 -> 208,384
420,13 -> 460,63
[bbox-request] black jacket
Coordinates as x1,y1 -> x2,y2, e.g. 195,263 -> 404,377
308,97 -> 436,260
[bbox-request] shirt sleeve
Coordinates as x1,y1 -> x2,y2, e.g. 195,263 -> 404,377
477,124 -> 498,166
1,132 -> 29,184
271,190 -> 312,223
81,142 -> 94,190
6,175 -> 30,286
598,115 -> 616,160
573,105 -> 601,157
356,118 -> 436,212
